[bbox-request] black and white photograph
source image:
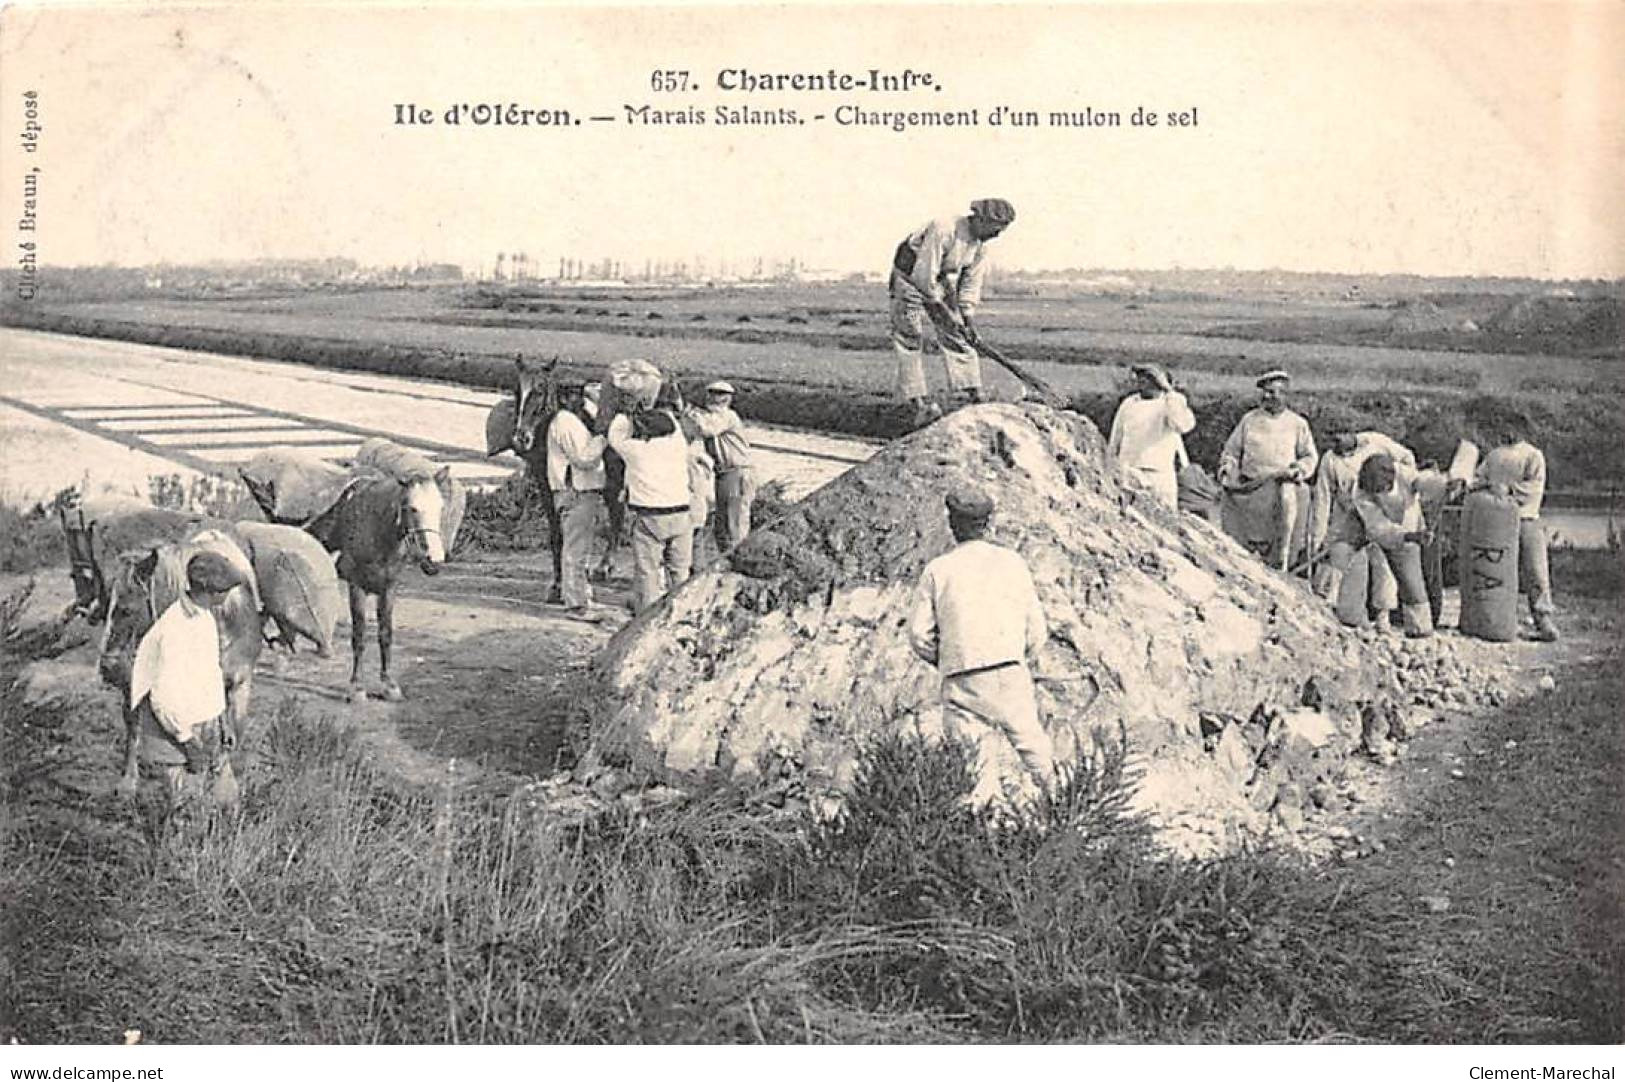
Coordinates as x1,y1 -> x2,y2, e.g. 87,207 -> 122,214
0,0 -> 1621,1065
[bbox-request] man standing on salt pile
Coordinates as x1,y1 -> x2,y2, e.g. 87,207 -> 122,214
1218,371 -> 1318,571
685,380 -> 757,551
908,487 -> 1055,800
889,198 -> 1016,428
1308,424 -> 1416,617
1107,362 -> 1197,509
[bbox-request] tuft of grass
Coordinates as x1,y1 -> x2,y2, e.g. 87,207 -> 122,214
147,472 -> 260,520
3,639 -> 1621,1044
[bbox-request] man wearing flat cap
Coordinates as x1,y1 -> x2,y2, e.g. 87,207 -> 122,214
685,380 -> 757,551
908,486 -> 1055,801
1107,363 -> 1197,509
127,549 -> 249,821
1218,370 -> 1318,571
889,199 -> 1016,428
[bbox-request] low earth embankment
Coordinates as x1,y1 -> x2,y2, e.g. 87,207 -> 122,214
1,550 -> 1619,1043
4,288 -> 1622,494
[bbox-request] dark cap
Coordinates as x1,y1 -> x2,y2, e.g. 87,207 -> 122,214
186,551 -> 247,593
969,198 -> 1016,226
1131,362 -> 1171,389
944,486 -> 995,520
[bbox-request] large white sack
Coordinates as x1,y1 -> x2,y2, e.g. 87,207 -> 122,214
232,520 -> 344,655
240,450 -> 350,524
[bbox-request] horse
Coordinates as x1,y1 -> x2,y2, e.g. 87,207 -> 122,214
97,538 -> 263,801
302,464 -> 447,702
59,493 -> 341,661
493,354 -> 567,599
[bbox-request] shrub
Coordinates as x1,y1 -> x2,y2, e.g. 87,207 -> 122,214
0,501 -> 64,574
457,473 -> 553,553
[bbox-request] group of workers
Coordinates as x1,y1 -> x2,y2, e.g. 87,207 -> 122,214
897,199 -> 1559,802
544,376 -> 758,620
907,373 -> 1561,802
127,195 -> 1562,823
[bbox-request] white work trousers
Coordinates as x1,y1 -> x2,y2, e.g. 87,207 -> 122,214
630,510 -> 694,613
1130,466 -> 1179,510
556,489 -> 607,608
941,663 -> 1055,798
889,270 -> 981,400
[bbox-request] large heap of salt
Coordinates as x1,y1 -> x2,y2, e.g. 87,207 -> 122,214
585,404 -> 1399,843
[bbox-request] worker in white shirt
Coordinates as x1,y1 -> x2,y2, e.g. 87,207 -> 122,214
1107,363 -> 1196,509
908,487 -> 1054,802
1350,454 -> 1436,638
890,198 -> 1015,428
128,551 -> 248,823
1473,407 -> 1558,641
1308,427 -> 1416,609
545,382 -> 610,617
686,380 -> 757,551
608,395 -> 696,613
1218,371 -> 1318,571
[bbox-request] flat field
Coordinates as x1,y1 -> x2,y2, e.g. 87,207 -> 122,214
5,279 -> 1621,488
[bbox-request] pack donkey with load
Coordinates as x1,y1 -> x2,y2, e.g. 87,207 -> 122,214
58,495 -> 344,814
241,437 -> 465,703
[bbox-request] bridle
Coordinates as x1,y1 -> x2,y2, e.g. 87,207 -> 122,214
398,487 -> 445,571
96,568 -> 159,671
509,357 -> 560,455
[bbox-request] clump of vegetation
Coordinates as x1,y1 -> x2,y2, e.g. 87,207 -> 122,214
148,472 -> 259,519
5,610 -> 1624,1044
457,473 -> 554,553
0,500 -> 64,574
0,687 -> 1392,1043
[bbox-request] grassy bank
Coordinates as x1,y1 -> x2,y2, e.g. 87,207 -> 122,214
3,552 -> 1621,1042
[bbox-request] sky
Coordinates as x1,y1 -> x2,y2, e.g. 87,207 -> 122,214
1,0 -> 1621,279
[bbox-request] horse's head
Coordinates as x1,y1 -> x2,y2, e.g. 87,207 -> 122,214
96,546 -> 172,688
511,354 -> 561,454
400,470 -> 449,574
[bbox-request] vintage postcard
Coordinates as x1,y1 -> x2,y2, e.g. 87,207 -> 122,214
0,0 -> 1621,1063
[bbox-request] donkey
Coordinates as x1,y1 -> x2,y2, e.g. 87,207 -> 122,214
97,539 -> 263,800
304,466 -> 447,702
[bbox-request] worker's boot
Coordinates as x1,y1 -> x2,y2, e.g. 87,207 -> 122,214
1401,603 -> 1434,639
962,387 -> 985,406
1371,609 -> 1393,635
1530,613 -> 1560,642
908,397 -> 942,428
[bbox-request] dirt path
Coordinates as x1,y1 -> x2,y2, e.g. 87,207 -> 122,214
1302,595 -> 1624,1040
5,547 -> 627,798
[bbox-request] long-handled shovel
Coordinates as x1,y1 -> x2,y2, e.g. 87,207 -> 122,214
971,338 -> 1069,409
